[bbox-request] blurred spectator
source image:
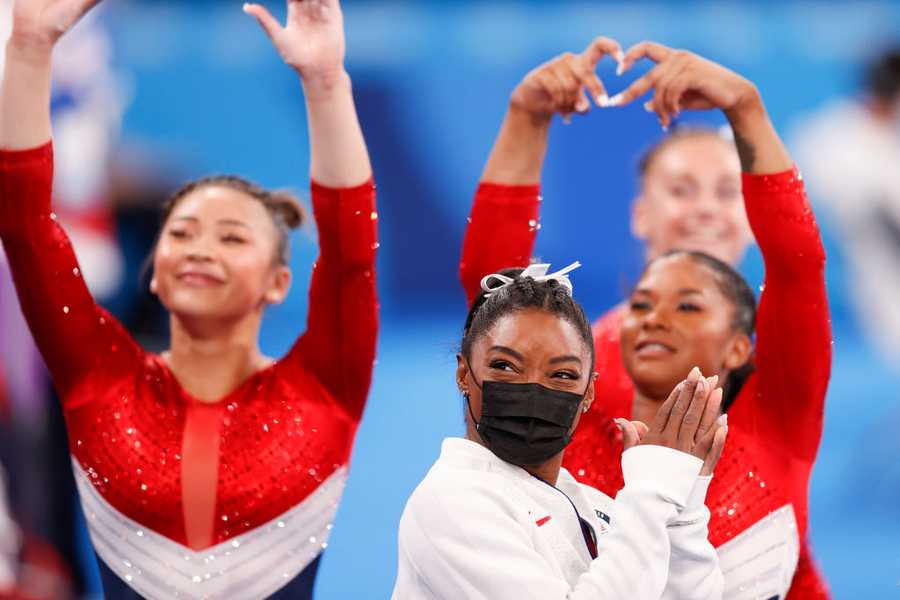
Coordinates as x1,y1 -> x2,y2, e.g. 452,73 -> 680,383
0,469 -> 18,595
793,46 -> 900,364
0,0 -> 124,594
0,374 -> 18,594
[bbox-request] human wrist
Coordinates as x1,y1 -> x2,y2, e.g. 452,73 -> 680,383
300,68 -> 351,102
724,84 -> 766,133
5,35 -> 54,68
506,103 -> 553,132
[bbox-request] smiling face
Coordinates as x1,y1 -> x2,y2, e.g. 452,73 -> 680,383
620,254 -> 752,400
151,185 -> 292,322
457,307 -> 595,439
633,134 -> 752,266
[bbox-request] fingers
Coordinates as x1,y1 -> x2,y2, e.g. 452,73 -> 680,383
693,410 -> 724,461
652,66 -> 682,129
676,372 -> 709,451
663,366 -> 702,440
607,41 -> 687,131
695,381 -> 722,444
567,53 -> 607,109
540,69 -> 569,118
289,0 -> 334,20
556,56 -> 583,115
608,69 -> 657,108
554,51 -> 609,119
649,380 -> 683,434
243,3 -> 283,40
699,418 -> 728,476
633,420 -> 649,439
615,418 -> 644,451
662,73 -> 690,119
583,72 -> 608,107
581,36 -> 623,71
518,40 -> 623,119
619,40 -> 672,74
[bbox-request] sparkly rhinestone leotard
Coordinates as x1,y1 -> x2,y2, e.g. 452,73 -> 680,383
460,169 -> 831,599
0,144 -> 378,599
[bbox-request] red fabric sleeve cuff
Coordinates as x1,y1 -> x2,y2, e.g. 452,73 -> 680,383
0,141 -> 53,168
310,177 -> 375,199
740,167 -> 803,198
476,182 -> 541,203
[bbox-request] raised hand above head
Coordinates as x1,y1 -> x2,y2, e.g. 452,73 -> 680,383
10,0 -> 100,51
243,0 -> 346,90
610,41 -> 793,173
3,0 -> 102,148
510,36 -> 624,122
245,0 -> 370,188
610,41 -> 758,130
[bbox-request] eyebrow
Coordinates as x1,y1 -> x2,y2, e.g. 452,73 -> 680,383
489,345 -> 525,361
548,355 -> 582,366
171,216 -> 250,229
217,219 -> 251,229
490,346 -> 582,366
633,287 -> 704,296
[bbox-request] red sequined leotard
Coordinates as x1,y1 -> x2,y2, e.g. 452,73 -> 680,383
0,144 -> 378,599
460,170 -> 831,599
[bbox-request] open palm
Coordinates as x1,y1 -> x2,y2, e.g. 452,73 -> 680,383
12,0 -> 100,47
244,0 -> 345,80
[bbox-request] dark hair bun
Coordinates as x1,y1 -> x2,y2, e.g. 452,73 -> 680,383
270,191 -> 305,230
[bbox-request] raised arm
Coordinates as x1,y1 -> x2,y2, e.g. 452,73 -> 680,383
246,0 -> 377,420
2,0 -> 99,148
613,43 -> 830,458
461,38 -> 621,304
244,0 -> 371,186
613,41 -> 792,174
0,0 -> 139,401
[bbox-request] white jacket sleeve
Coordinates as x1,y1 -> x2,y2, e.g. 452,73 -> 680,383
393,445 -> 701,600
661,475 -> 723,600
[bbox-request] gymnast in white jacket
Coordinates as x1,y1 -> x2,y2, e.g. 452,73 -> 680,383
393,263 -> 728,600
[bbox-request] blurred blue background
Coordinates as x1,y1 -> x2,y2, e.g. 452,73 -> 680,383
9,0 -> 900,598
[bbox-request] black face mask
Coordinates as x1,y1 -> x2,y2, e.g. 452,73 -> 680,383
465,364 -> 588,467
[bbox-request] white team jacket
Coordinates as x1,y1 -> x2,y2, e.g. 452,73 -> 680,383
393,438 -> 722,600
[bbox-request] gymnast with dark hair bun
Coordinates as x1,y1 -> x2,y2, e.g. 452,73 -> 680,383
394,263 -> 727,599
0,0 -> 377,597
460,37 -> 832,599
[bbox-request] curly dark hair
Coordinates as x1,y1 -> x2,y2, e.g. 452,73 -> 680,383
462,267 -> 595,365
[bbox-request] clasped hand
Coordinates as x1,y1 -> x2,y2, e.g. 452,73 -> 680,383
616,366 -> 728,477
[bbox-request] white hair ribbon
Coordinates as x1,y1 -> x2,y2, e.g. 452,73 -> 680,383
480,261 -> 582,298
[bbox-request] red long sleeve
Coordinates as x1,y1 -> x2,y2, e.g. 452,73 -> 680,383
0,143 -> 141,405
459,182 -> 541,306
729,169 -> 831,462
1,142 -> 379,560
281,179 -> 379,422
460,168 -> 832,598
